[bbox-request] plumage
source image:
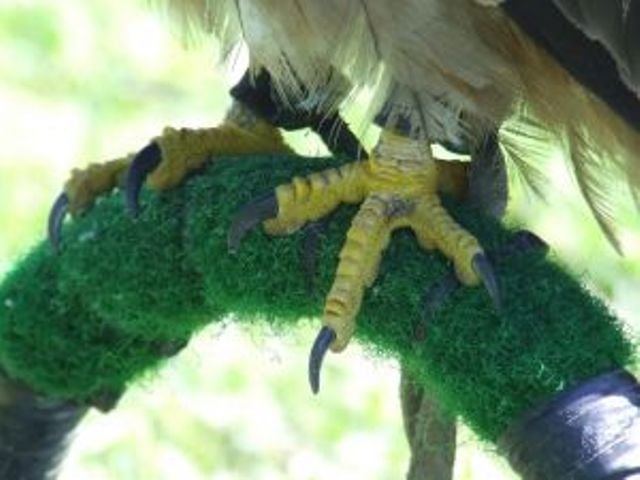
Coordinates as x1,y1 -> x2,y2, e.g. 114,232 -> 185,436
553,0 -> 640,96
155,0 -> 640,251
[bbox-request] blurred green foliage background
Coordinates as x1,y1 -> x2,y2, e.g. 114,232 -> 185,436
0,1 -> 638,478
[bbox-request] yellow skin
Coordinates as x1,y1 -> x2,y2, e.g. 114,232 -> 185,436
264,131 -> 481,352
61,105 -> 479,355
63,103 -> 291,214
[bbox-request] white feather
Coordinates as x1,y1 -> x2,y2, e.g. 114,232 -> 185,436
155,0 -> 640,250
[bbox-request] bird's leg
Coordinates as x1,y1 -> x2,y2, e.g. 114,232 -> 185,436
230,129 -> 500,392
48,99 -> 289,248
142,101 -> 292,194
321,132 -> 495,351
60,99 -> 290,215
294,159 -> 467,295
49,68 -> 363,249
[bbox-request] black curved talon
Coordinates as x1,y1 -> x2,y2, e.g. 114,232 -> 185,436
495,230 -> 549,260
420,231 -> 547,322
227,193 -> 278,254
471,253 -> 501,311
511,230 -> 549,254
48,192 -> 70,252
124,142 -> 162,217
309,326 -> 337,395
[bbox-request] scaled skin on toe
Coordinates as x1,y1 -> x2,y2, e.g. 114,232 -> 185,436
50,101 -> 293,246
147,114 -> 292,192
63,158 -> 131,215
261,131 -> 491,353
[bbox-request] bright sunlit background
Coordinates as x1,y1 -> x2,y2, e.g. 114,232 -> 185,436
1,1 -> 639,479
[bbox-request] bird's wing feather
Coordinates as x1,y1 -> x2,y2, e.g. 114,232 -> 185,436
554,0 -> 640,96
155,0 -> 640,251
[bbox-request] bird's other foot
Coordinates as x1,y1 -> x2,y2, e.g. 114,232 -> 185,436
48,102 -> 292,250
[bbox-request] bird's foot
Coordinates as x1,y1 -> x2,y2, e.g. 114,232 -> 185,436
229,131 -> 500,393
48,104 -> 292,250
125,120 -> 291,215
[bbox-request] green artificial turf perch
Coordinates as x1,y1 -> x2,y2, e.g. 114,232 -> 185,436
0,153 -> 634,443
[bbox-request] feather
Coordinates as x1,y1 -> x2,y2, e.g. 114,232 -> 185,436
153,0 -> 640,251
567,124 -> 623,253
499,115 -> 551,200
469,10 -> 640,252
553,0 -> 640,96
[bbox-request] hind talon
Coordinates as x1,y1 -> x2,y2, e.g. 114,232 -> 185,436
511,230 -> 549,254
227,193 -> 279,254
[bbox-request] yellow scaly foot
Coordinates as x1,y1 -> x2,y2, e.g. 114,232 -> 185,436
229,130 -> 500,393
48,102 -> 292,249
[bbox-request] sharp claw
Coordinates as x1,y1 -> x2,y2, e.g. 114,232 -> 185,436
309,326 -> 337,395
472,253 -> 501,311
48,193 -> 70,252
124,142 -> 162,217
227,193 -> 278,254
422,231 -> 544,319
512,230 -> 549,254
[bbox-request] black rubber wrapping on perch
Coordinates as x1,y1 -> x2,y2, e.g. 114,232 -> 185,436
500,369 -> 640,480
0,375 -> 87,480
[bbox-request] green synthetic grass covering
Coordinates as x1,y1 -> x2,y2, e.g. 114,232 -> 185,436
0,154 -> 634,442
